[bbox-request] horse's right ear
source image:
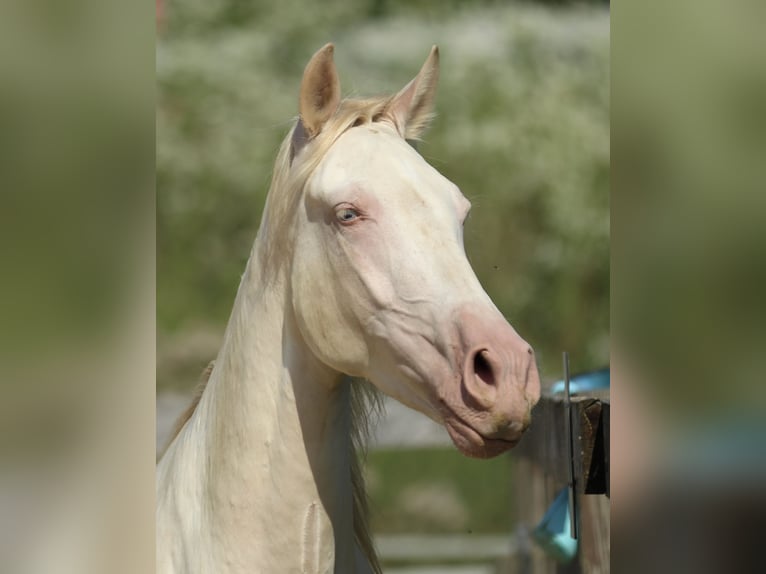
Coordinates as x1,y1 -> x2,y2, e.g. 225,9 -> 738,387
386,45 -> 439,140
293,43 -> 341,157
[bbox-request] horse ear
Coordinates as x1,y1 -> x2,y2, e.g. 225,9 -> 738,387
297,43 -> 341,141
387,45 -> 440,140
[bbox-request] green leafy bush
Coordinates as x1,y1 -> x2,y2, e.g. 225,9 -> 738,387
157,2 -> 609,387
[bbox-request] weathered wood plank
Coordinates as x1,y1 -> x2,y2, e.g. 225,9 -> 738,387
601,401 -> 611,497
512,390 -> 610,573
578,493 -> 610,574
375,534 -> 517,561
516,391 -> 609,496
574,397 -> 606,495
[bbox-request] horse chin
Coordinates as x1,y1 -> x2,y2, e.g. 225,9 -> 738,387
443,414 -> 520,459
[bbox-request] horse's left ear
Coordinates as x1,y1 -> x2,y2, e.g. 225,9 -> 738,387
387,45 -> 440,140
298,43 -> 341,139
292,43 -> 342,160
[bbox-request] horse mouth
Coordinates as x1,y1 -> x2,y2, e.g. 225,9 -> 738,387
441,409 -> 522,459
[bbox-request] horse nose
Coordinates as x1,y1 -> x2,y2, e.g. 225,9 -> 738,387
454,303 -> 540,425
462,344 -> 539,412
462,347 -> 501,410
473,349 -> 496,387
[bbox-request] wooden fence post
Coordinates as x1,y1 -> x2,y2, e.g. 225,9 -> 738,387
509,391 -> 610,573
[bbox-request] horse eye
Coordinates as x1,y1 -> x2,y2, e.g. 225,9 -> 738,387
336,208 -> 359,223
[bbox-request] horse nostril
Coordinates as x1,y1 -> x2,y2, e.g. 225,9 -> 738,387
473,350 -> 496,387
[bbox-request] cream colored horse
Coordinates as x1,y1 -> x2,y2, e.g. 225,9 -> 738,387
157,44 -> 541,574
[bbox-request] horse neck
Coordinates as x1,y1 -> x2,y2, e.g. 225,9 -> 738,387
170,256 -> 357,572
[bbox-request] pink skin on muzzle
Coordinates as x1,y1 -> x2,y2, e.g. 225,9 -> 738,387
438,303 -> 541,458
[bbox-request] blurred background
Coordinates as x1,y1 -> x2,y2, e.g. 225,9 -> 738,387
2,0 -> 763,572
157,0 -> 609,387
2,0 -> 764,572
157,0 -> 609,572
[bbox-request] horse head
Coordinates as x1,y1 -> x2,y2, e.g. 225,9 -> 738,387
286,44 -> 540,458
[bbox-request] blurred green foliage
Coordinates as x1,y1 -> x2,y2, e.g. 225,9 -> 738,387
157,1 -> 609,388
613,0 -> 766,412
366,448 -> 514,534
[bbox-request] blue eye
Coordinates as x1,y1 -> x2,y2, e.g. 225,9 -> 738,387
336,208 -> 359,223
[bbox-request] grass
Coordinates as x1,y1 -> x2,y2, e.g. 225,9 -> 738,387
365,448 -> 515,535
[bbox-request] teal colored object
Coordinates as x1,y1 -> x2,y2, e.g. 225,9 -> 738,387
532,487 -> 578,563
550,367 -> 609,395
